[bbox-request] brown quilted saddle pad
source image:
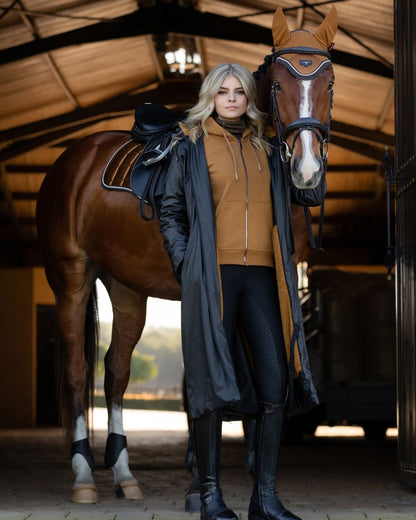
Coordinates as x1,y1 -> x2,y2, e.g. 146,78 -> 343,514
102,138 -> 145,192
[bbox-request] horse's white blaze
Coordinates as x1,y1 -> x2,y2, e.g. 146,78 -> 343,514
298,80 -> 320,182
109,405 -> 136,483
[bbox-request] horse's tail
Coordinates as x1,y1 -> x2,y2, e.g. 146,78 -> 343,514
84,285 -> 99,435
58,285 -> 99,447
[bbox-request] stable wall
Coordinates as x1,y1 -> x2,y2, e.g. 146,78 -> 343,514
0,268 -> 54,427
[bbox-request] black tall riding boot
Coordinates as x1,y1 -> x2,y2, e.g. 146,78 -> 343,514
193,410 -> 238,520
249,402 -> 302,520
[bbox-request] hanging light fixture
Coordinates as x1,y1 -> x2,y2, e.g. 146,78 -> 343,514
164,47 -> 201,75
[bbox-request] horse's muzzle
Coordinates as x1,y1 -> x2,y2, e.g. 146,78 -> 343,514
291,157 -> 323,189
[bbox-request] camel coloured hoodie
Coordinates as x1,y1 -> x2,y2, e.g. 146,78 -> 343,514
202,117 -> 274,267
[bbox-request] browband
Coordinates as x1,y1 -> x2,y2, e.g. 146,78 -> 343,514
273,46 -> 332,59
275,56 -> 331,80
272,46 -> 332,80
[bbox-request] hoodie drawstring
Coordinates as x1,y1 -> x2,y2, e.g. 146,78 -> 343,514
249,139 -> 263,172
223,130 -> 263,180
222,130 -> 239,181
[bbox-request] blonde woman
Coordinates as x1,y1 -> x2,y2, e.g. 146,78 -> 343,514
160,63 -> 325,520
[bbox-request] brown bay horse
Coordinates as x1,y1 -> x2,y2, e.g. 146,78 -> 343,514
36,7 -> 337,504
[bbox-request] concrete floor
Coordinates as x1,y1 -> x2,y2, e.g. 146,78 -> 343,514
0,410 -> 415,520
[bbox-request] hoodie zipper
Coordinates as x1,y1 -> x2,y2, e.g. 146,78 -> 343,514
238,139 -> 249,266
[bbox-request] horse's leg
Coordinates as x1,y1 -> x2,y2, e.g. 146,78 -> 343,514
101,276 -> 147,499
49,259 -> 100,503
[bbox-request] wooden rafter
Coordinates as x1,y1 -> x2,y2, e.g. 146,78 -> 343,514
17,0 -> 80,109
0,5 -> 393,79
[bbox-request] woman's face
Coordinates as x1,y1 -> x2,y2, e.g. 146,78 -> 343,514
214,75 -> 248,120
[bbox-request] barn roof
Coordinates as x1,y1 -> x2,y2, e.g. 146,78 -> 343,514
0,0 -> 395,268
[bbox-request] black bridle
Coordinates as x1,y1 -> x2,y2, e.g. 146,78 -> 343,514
270,46 -> 334,252
271,46 -> 334,164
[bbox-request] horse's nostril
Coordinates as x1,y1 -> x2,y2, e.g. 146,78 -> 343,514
292,157 -> 300,172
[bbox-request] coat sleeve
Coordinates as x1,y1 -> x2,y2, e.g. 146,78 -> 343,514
159,142 -> 189,284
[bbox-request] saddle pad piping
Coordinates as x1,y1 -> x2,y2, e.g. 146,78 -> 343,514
101,139 -> 134,193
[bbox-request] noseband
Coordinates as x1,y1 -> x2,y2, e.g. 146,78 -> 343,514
271,47 -> 334,164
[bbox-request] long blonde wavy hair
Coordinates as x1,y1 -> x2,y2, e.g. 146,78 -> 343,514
184,63 -> 271,153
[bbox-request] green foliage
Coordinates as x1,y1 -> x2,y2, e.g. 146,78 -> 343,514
130,350 -> 158,382
136,327 -> 183,389
97,324 -> 183,388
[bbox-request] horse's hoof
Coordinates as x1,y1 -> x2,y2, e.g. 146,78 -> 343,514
71,484 -> 99,503
115,480 -> 143,500
185,491 -> 201,512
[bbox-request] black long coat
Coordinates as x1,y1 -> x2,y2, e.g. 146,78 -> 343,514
159,134 -> 326,419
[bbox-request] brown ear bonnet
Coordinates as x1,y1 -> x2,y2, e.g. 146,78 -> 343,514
272,6 -> 338,79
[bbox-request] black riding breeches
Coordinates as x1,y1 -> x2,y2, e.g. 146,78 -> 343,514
220,265 -> 288,405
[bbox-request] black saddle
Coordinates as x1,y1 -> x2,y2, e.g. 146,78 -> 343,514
131,103 -> 180,143
130,103 -> 182,220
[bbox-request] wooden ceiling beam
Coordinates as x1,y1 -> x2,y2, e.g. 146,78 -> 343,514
16,2 -> 80,109
310,214 -> 384,225
331,122 -> 394,147
325,190 -> 383,199
0,5 -> 393,78
0,80 -> 201,162
0,164 -> 25,265
330,135 -> 388,161
0,80 -> 199,143
326,164 -> 378,172
146,34 -> 165,82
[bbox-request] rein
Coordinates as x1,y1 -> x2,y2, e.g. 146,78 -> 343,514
270,46 -> 333,252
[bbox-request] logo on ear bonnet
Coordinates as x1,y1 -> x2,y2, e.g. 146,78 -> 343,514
299,59 -> 313,67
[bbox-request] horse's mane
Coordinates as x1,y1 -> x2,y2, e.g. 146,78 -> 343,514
253,52 -> 274,83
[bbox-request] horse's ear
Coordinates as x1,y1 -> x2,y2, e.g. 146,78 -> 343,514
272,7 -> 291,48
314,5 -> 338,50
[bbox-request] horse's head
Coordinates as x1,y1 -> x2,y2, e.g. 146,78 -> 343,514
268,6 -> 338,189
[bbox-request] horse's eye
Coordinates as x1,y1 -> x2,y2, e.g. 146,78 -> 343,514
274,82 -> 281,92
328,81 -> 334,91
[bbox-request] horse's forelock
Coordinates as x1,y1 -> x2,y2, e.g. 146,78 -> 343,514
253,53 -> 274,83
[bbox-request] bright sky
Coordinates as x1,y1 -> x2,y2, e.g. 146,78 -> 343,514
96,280 -> 181,329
